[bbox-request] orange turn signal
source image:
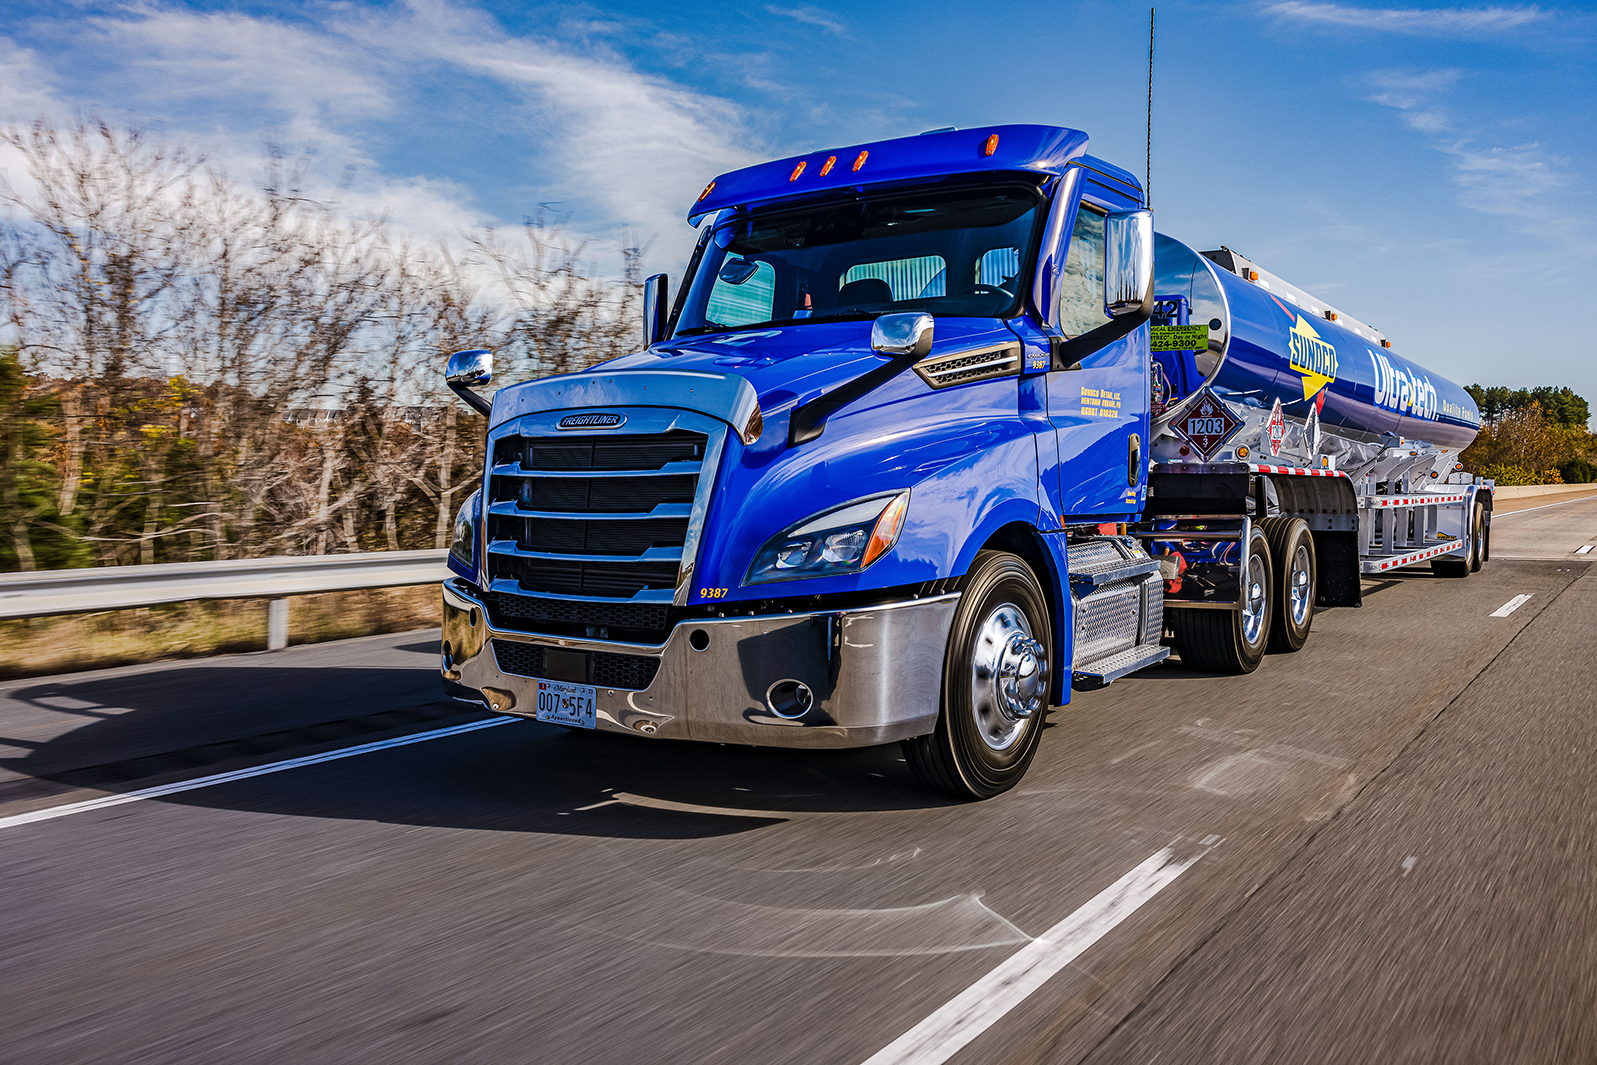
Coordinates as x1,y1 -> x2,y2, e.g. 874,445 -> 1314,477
862,492 -> 910,568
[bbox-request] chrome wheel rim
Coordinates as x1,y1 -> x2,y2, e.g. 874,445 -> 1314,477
1289,544 -> 1312,626
969,601 -> 1048,752
1241,552 -> 1268,646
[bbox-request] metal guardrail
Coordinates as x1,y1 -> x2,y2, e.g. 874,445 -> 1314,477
0,549 -> 451,649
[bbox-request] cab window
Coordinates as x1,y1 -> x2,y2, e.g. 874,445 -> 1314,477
842,255 -> 948,300
1055,206 -> 1108,337
704,258 -> 776,327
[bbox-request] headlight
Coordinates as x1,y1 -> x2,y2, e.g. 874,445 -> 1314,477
450,489 -> 481,567
745,490 -> 909,584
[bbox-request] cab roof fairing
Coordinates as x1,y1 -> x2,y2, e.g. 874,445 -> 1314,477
686,124 -> 1111,225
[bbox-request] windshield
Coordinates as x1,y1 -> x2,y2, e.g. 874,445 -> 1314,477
673,183 -> 1046,338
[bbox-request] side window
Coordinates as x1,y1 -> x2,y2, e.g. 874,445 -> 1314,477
1055,206 -> 1108,337
705,258 -> 775,326
843,255 -> 947,301
976,247 -> 1020,289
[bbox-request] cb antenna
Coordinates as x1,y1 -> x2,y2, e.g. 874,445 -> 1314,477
1146,7 -> 1155,208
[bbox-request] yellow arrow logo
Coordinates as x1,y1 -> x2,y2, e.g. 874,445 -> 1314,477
1288,316 -> 1338,401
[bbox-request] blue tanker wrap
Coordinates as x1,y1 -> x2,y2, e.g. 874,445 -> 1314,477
1156,235 -> 1481,452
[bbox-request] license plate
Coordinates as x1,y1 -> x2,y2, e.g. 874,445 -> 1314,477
535,679 -> 596,729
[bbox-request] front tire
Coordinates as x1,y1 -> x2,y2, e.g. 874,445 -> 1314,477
903,551 -> 1052,800
1169,523 -> 1273,674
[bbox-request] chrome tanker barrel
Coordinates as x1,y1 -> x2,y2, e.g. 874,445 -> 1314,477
1151,233 -> 1481,455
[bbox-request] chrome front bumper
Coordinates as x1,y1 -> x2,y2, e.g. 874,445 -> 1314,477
440,581 -> 958,749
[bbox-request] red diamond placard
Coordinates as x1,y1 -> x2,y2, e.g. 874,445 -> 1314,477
1266,398 -> 1286,457
1174,387 -> 1244,461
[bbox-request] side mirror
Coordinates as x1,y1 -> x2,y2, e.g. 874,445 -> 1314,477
870,312 -> 934,359
445,348 -> 493,417
1104,210 -> 1154,318
643,273 -> 668,346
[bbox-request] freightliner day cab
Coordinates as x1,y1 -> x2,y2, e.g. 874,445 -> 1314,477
439,124 -> 1488,799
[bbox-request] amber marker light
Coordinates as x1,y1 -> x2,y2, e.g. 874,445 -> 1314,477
982,133 -> 999,156
697,181 -> 715,202
1381,339 -> 1393,348
789,160 -> 807,182
819,155 -> 837,176
852,150 -> 869,172
862,491 -> 910,568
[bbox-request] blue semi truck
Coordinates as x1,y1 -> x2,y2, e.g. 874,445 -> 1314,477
438,124 -> 1488,798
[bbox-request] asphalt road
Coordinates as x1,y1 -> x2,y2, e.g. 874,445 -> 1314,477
3,497 -> 1595,1064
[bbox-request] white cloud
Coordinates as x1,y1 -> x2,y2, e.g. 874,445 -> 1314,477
1367,69 -> 1467,130
0,37 -> 64,122
763,5 -> 849,35
0,1 -> 765,271
1266,2 -> 1549,36
1360,68 -> 1591,257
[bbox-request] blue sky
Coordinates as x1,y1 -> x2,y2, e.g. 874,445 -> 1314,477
3,1 -> 1593,405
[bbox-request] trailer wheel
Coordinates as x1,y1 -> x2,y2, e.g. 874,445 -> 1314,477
903,550 -> 1051,800
1169,524 -> 1273,674
1432,503 -> 1476,578
1260,516 -> 1315,653
1470,500 -> 1486,571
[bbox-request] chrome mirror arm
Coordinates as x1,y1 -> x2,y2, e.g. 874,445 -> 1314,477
445,349 -> 494,417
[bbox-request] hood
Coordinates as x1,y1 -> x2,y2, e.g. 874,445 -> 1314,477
587,317 -> 1013,417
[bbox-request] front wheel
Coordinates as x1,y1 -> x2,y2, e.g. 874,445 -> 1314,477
903,551 -> 1052,800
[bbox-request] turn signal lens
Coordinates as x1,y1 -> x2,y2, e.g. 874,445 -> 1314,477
862,491 -> 910,568
982,134 -> 999,156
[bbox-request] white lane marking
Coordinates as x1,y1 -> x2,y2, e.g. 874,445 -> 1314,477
0,717 -> 515,832
1577,545 -> 1594,555
1108,739 -> 1162,765
1401,856 -> 1417,876
1490,594 -> 1533,618
859,845 -> 1204,1065
575,799 -> 621,811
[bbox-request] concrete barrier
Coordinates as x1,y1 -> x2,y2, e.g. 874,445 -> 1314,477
1491,483 -> 1597,500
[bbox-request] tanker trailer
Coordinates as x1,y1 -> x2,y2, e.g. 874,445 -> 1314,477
1132,235 -> 1488,674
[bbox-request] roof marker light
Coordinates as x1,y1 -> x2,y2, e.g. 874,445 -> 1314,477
789,161 -> 807,182
982,134 -> 999,157
1324,310 -> 1338,321
852,150 -> 869,172
1381,339 -> 1393,348
697,181 -> 715,202
819,155 -> 837,176
1245,269 -> 1258,281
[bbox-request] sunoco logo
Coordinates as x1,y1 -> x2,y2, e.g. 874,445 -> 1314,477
558,412 -> 626,430
1288,316 -> 1338,401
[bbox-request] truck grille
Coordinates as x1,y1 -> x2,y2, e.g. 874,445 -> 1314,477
491,640 -> 661,691
486,428 -> 710,632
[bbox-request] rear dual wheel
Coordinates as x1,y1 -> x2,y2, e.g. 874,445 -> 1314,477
904,551 -> 1052,800
1169,523 -> 1275,674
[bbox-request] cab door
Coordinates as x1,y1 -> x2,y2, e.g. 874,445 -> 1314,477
1043,191 -> 1149,520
